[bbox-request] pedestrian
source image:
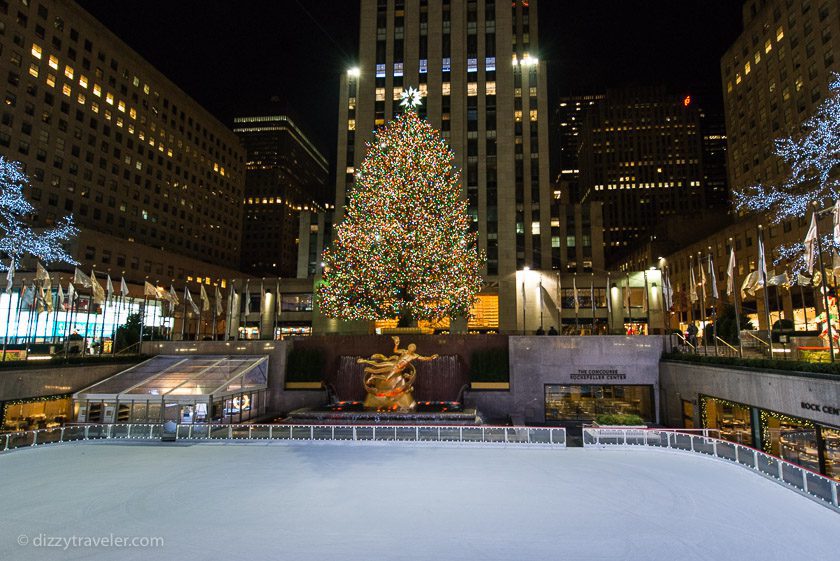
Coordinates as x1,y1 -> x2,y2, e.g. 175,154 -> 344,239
548,325 -> 558,335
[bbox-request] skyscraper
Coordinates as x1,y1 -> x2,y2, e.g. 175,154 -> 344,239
234,106 -> 330,278
332,0 -> 552,332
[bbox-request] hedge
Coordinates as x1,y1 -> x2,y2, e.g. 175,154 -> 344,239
662,351 -> 840,377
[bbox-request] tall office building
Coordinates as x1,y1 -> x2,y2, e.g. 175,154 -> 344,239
0,0 -> 246,286
332,0 -> 551,332
579,88 -> 712,267
234,105 -> 330,278
552,93 -> 605,203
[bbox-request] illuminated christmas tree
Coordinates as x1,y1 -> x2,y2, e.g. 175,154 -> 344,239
0,156 -> 78,269
733,73 -> 840,275
318,88 -> 484,324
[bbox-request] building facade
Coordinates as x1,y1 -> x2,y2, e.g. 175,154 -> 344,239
234,109 -> 330,278
0,0 -> 246,286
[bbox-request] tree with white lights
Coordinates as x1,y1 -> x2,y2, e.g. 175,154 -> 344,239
0,156 -> 78,270
733,73 -> 840,275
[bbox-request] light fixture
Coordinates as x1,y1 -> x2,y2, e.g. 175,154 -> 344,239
347,67 -> 360,77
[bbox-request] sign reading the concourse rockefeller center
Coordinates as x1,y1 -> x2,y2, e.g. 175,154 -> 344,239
569,369 -> 627,381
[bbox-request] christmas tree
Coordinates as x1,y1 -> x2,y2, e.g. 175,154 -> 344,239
318,89 -> 484,324
0,155 -> 78,269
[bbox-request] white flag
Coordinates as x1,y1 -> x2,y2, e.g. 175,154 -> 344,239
604,274 -> 610,314
200,284 -> 210,312
698,259 -> 707,299
726,247 -> 736,297
572,276 -> 579,313
757,230 -> 769,287
767,271 -> 789,287
185,287 -> 199,315
57,282 -> 65,309
215,285 -> 224,316
35,261 -> 50,282
708,254 -> 719,299
168,285 -> 179,307
5,259 -> 13,295
834,200 -> 840,246
741,270 -> 759,299
120,277 -> 130,297
67,282 -> 76,305
73,267 -> 92,288
106,275 -> 114,298
244,280 -> 251,315
804,212 -> 818,275
689,264 -> 698,303
90,271 -> 106,305
663,271 -> 673,310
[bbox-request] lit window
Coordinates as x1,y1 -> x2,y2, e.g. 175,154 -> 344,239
514,110 -> 522,122
132,76 -> 140,87
77,93 -> 85,104
442,58 -> 451,72
727,81 -> 732,93
765,39 -> 772,53
795,77 -> 804,91
375,87 -> 385,101
129,107 -> 136,119
735,73 -> 742,84
48,55 -> 58,70
467,83 -> 478,96
104,109 -> 112,120
64,65 -> 73,79
531,221 -> 540,235
105,92 -> 114,105
143,83 -> 150,94
347,119 -> 355,131
62,84 -> 71,97
442,82 -> 451,96
529,109 -> 538,121
744,61 -> 751,74
91,102 -> 99,113
116,117 -> 123,127
776,26 -> 784,41
419,59 -> 428,74
754,51 -> 761,64
486,81 -> 496,95
28,63 -> 38,78
375,64 -> 386,78
93,84 -> 101,97
485,56 -> 496,71
393,87 -> 402,100
31,43 -> 42,59
346,166 -> 354,174
118,100 -> 125,112
78,75 -> 88,88
393,62 -> 403,77
467,58 -> 478,72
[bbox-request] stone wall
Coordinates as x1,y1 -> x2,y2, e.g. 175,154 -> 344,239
0,362 -> 138,401
660,360 -> 840,428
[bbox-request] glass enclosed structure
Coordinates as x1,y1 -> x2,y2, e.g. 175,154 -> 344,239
544,384 -> 655,422
73,355 -> 269,424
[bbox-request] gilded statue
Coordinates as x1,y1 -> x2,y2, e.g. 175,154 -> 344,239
357,336 -> 439,411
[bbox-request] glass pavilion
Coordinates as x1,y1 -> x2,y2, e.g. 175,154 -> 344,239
73,355 -> 269,424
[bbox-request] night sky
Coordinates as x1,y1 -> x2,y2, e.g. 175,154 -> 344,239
76,1 -> 744,167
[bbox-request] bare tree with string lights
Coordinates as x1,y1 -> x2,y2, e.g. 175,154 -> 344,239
318,88 -> 484,326
0,155 -> 78,272
733,73 -> 840,277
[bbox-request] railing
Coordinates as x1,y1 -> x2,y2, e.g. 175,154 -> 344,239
715,336 -> 741,357
743,330 -> 771,352
670,332 -> 695,353
583,427 -> 840,513
0,423 -> 566,451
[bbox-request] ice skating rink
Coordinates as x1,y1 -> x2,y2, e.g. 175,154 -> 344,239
0,441 -> 836,561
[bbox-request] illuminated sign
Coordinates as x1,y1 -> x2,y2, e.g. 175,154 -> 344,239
683,95 -> 692,107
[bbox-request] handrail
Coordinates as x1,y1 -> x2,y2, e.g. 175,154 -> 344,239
672,332 -> 695,350
715,336 -> 739,354
0,423 -> 567,451
114,341 -> 141,355
582,427 -> 840,513
743,331 -> 770,348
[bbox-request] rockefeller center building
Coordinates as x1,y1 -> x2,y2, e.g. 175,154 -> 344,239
0,0 -> 247,286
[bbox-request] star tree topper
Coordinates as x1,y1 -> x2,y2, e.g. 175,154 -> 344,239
399,87 -> 423,110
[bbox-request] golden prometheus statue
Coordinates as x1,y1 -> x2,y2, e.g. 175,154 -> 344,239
357,336 -> 439,411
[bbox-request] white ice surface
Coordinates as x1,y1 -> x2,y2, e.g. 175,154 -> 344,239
0,441 -> 837,561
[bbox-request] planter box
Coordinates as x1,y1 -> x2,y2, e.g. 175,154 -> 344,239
284,381 -> 324,390
470,382 -> 510,390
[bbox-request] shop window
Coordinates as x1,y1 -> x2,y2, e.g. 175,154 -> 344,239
760,410 -> 818,472
545,384 -> 654,422
701,395 -> 753,445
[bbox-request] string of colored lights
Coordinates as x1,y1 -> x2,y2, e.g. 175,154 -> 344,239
0,156 -> 78,270
733,73 -> 840,224
318,107 -> 484,322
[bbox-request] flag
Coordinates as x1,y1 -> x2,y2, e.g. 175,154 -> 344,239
5,259 -> 13,295
796,273 -> 812,286
642,273 -> 649,312
275,278 -> 281,315
663,271 -> 673,310
185,287 -> 199,315
689,264 -> 698,303
834,200 -> 840,246
120,277 -> 130,297
757,229 -> 769,287
91,272 -> 106,305
708,254 -> 719,299
698,259 -> 707,299
21,283 -> 35,309
200,284 -> 210,312
106,275 -> 114,298
73,267 -> 92,288
726,248 -> 736,297
168,285 -> 179,307
605,274 -> 610,314
67,282 -> 76,307
572,276 -> 579,313
144,281 -> 158,298
741,271 -> 759,299
767,271 -> 790,287
215,285 -> 224,316
244,280 -> 251,314
804,212 -> 818,275
35,261 -> 49,284
57,282 -> 65,310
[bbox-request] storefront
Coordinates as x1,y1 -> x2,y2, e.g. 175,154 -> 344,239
545,384 -> 655,423
2,395 -> 72,431
699,395 -> 840,481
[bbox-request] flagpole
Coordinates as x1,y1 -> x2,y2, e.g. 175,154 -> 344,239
273,278 -> 280,340
661,266 -> 669,335
228,280 -> 237,342
757,225 -> 775,358
625,272 -> 631,333
728,241 -> 744,358
81,282 -> 93,357
573,273 -> 579,333
538,274 -> 544,332
63,287 -> 74,359
196,288 -> 202,342
181,286 -> 188,341
811,203 -> 835,362
590,273 -> 596,336
98,275 -> 109,355
605,272 -> 610,335
695,253 -> 707,355
708,249 -> 719,357
643,270 -> 651,336
139,280 -> 148,352
50,276 -> 60,345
